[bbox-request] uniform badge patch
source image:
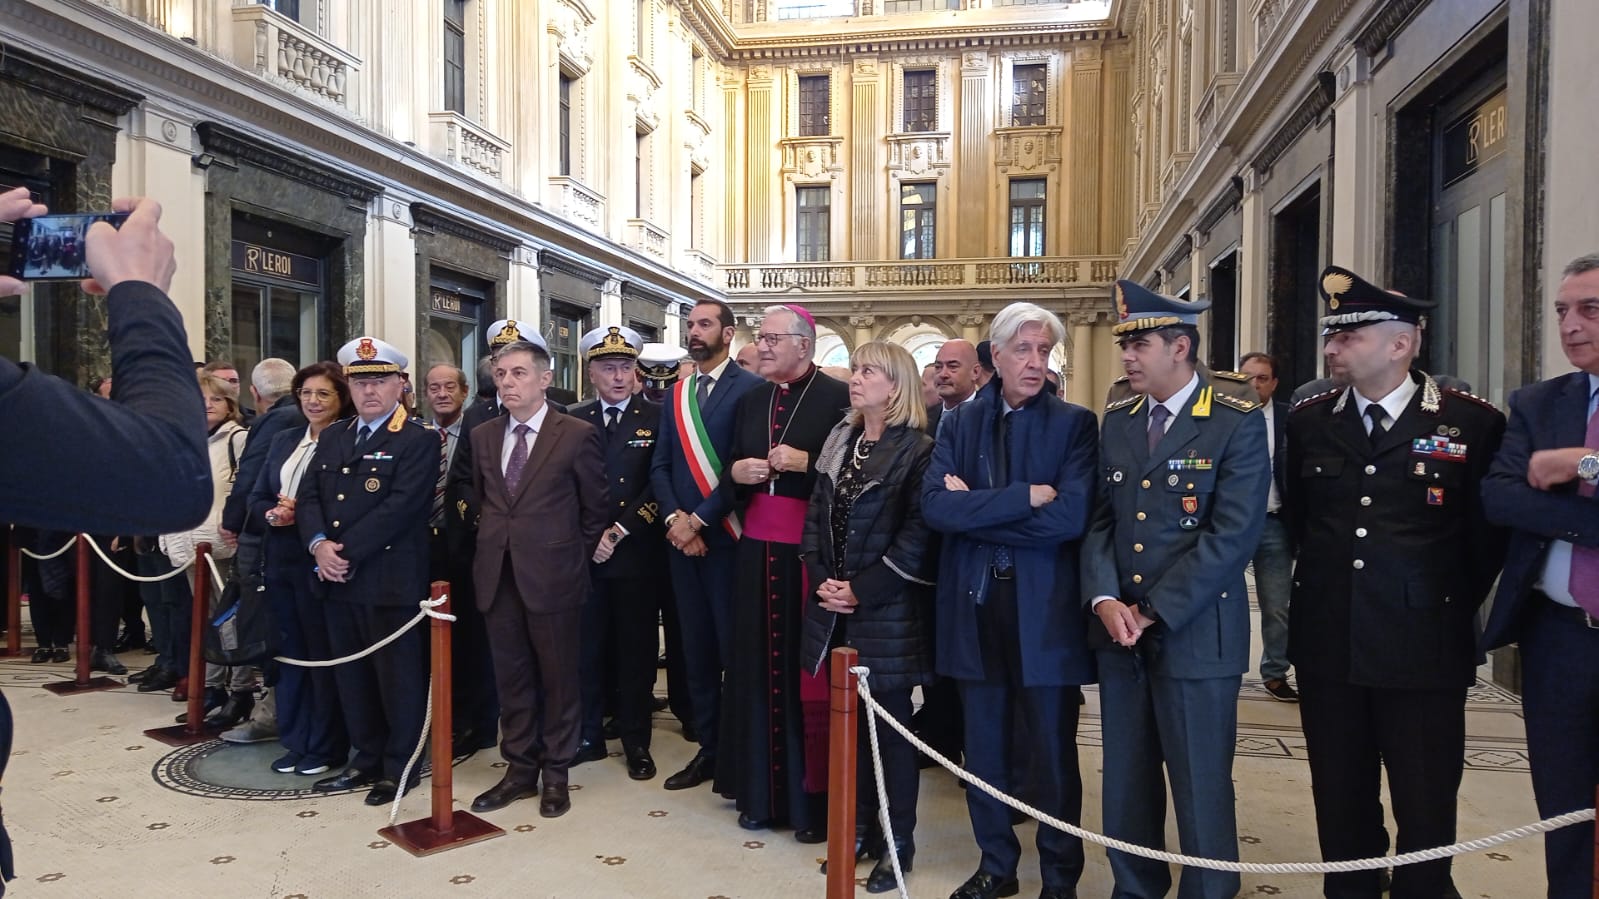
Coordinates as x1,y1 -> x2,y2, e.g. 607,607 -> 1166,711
1181,495 -> 1199,515
1111,470 -> 1124,484
1427,486 -> 1444,505
1179,516 -> 1199,530
1167,474 -> 1180,487
365,478 -> 381,493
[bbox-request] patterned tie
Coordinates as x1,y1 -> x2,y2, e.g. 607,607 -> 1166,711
430,428 -> 450,527
1568,392 -> 1599,615
354,425 -> 372,450
1147,404 -> 1170,454
696,374 -> 711,407
605,406 -> 621,434
1366,405 -> 1388,444
505,424 -> 531,495
993,412 -> 1016,574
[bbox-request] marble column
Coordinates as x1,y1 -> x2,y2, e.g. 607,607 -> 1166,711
600,278 -> 624,328
1237,167 -> 1268,355
1329,46 -> 1374,276
120,103 -> 207,361
366,194 -> 419,366
507,245 -> 543,327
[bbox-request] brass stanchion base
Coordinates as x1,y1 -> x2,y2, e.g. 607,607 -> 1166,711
42,676 -> 122,696
142,723 -> 219,747
379,811 -> 505,857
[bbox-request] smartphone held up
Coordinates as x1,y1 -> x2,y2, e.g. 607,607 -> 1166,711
8,212 -> 130,282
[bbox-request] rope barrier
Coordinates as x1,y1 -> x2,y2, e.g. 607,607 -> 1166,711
274,597 -> 455,668
80,535 -> 194,582
848,665 -> 1595,881
204,552 -> 226,595
19,536 -> 77,561
389,673 -> 435,827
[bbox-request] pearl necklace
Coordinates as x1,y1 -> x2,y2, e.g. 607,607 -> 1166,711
850,432 -> 878,471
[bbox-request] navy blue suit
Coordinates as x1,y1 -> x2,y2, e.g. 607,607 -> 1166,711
1481,371 -> 1599,899
1081,375 -> 1269,899
248,427 -> 347,768
922,388 -> 1098,891
647,360 -> 759,758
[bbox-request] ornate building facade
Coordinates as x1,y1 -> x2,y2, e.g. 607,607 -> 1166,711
1,0 -> 1592,415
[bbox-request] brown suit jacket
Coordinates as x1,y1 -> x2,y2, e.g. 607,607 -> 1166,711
469,405 -> 609,614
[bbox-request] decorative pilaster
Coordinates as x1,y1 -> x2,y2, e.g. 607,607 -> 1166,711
851,58 -> 881,260
600,277 -> 624,327
1101,45 -> 1134,252
957,312 -> 985,344
958,50 -> 991,258
508,245 -> 543,327
851,314 -> 876,347
1069,47 -> 1103,255
1067,320 -> 1095,408
746,65 -> 774,261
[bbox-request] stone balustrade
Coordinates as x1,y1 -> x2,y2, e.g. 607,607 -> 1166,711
722,255 -> 1120,293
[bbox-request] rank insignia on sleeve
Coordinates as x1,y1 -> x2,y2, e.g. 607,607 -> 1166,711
1427,487 -> 1445,505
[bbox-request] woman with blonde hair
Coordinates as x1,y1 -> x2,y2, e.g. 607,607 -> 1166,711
799,340 -> 935,892
148,373 -> 249,715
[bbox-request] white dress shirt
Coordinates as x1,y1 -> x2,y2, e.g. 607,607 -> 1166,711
1262,401 -> 1281,514
1352,375 -> 1419,435
697,356 -> 732,396
501,402 -> 551,475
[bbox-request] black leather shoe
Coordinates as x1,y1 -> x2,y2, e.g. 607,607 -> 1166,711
136,668 -> 179,693
451,728 -> 497,757
663,751 -> 714,790
29,646 -> 50,664
1037,888 -> 1077,899
89,648 -> 127,676
652,696 -> 669,712
364,780 -> 399,806
601,718 -> 620,740
128,667 -> 152,684
572,739 -> 608,765
865,843 -> 913,893
49,646 -> 69,663
949,871 -> 1020,899
313,768 -> 380,793
470,776 -> 539,813
737,812 -> 770,831
538,783 -> 570,818
794,825 -> 827,844
204,690 -> 254,730
624,745 -> 656,781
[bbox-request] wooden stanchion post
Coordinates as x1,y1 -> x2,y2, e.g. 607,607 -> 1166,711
826,646 -> 860,899
144,544 -> 216,744
379,581 -> 503,856
3,527 -> 20,657
43,535 -> 119,695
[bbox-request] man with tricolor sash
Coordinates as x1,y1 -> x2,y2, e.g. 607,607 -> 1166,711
650,299 -> 760,791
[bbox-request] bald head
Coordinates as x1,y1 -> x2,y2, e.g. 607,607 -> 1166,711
932,339 -> 980,408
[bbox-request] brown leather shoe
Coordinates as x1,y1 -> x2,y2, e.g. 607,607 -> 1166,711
538,783 -> 570,818
470,776 -> 539,813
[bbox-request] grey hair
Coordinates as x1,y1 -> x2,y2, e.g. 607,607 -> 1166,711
251,358 -> 296,401
988,302 -> 1066,352
1563,253 -> 1599,278
494,339 -> 551,368
762,304 -> 816,341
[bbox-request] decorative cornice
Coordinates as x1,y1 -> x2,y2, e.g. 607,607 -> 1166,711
1158,233 -> 1192,276
412,205 -> 519,254
0,40 -> 142,118
540,251 -> 612,286
1195,175 -> 1244,237
197,122 -> 382,203
1249,71 -> 1336,176
1353,0 -> 1430,59
730,28 -> 1112,62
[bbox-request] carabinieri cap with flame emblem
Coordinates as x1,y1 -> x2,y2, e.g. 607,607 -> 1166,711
1110,279 -> 1212,338
1318,265 -> 1436,336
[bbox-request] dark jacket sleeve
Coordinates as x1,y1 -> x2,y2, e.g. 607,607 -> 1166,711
223,401 -> 306,535
0,280 -> 209,535
246,429 -> 298,534
650,389 -> 680,514
964,406 -> 1099,545
574,423 -> 611,551
1482,384 -> 1599,547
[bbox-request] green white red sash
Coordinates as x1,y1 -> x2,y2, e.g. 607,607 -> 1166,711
673,373 -> 742,539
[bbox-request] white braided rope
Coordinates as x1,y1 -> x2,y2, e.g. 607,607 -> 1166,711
80,535 -> 194,582
20,536 -> 77,561
860,674 -> 910,898
389,671 -> 435,826
274,596 -> 455,668
204,552 -> 226,594
849,665 -> 1594,879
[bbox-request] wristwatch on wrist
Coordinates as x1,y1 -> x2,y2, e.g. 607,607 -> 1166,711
1578,451 -> 1599,483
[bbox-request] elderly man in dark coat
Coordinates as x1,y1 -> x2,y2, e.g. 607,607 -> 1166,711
922,303 -> 1100,899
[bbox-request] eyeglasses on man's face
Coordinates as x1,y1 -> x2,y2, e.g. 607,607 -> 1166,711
754,333 -> 804,347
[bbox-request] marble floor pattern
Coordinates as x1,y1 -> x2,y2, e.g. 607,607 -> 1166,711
0,603 -> 1556,899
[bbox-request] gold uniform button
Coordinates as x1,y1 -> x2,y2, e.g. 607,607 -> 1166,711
1186,482 -> 1194,489
341,467 -> 350,474
619,476 -> 626,484
1136,512 -> 1147,521
1133,543 -> 1144,552
1360,496 -> 1372,507
1141,479 -> 1151,489
1132,574 -> 1143,584
1352,559 -> 1365,570
618,500 -> 626,507
336,494 -> 345,501
332,520 -> 341,528
1365,465 -> 1377,475
1355,527 -> 1368,538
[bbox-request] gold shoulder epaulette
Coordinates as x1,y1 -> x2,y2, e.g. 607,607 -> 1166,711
1291,389 -> 1340,412
1442,386 -> 1501,413
1112,374 -> 1130,384
1213,369 -> 1250,382
1105,394 -> 1143,414
1214,392 -> 1259,413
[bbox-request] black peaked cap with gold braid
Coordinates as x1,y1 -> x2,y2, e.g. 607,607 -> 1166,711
1318,265 -> 1436,336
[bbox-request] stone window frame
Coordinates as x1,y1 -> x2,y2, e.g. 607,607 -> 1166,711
790,67 -> 839,137
889,55 -> 952,134
1003,52 -> 1059,128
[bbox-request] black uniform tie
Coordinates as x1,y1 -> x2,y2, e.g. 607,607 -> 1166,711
355,425 -> 372,450
605,406 -> 621,433
1365,405 -> 1387,443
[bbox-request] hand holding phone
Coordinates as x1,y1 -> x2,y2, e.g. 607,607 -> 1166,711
8,212 -> 129,284
0,187 -> 48,296
82,197 -> 176,296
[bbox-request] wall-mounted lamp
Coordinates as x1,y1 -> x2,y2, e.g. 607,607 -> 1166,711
191,153 -> 215,170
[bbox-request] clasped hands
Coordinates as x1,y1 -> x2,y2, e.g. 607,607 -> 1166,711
1096,600 -> 1158,648
731,444 -> 810,485
816,578 -> 858,614
665,512 -> 708,557
313,540 -> 351,582
592,524 -> 626,563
